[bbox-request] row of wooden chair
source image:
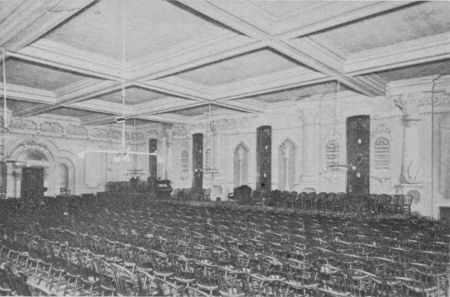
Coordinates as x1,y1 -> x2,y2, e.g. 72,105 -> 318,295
231,187 -> 413,217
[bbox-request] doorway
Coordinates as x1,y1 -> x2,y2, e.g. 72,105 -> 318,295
21,167 -> 45,199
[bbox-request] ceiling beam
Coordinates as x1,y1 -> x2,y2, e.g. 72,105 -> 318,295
130,35 -> 266,81
213,70 -> 329,102
174,0 -> 385,96
0,0 -> 96,53
275,1 -> 417,39
81,113 -> 188,126
14,80 -> 122,117
268,41 -> 385,96
344,31 -> 450,76
212,101 -> 266,113
11,39 -> 121,80
5,0 -> 97,52
134,101 -> 208,117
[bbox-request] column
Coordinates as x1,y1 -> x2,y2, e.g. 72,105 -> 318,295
165,131 -> 173,180
300,106 -> 320,190
14,167 -> 21,198
6,163 -> 15,197
394,95 -> 423,183
392,94 -> 425,215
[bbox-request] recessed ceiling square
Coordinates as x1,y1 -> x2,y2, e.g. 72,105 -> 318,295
44,0 -> 235,60
0,99 -> 47,114
95,87 -> 167,105
250,1 -> 318,18
315,2 -> 450,53
171,105 -> 231,116
175,48 -> 308,86
377,59 -> 450,82
1,58 -> 90,91
49,107 -> 104,119
247,82 -> 340,103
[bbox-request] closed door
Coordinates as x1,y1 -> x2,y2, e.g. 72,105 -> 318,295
21,167 -> 45,199
346,116 -> 370,194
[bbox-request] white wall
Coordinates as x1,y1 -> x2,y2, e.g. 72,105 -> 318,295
167,76 -> 449,218
1,75 -> 448,218
0,112 -> 167,196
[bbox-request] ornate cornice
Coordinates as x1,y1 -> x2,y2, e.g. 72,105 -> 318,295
2,111 -> 163,143
391,91 -> 450,117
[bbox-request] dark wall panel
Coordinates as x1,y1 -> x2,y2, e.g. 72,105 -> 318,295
257,125 -> 272,193
346,115 -> 370,195
192,133 -> 203,189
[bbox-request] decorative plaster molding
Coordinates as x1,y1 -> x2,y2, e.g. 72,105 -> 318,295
371,123 -> 391,137
40,122 -> 64,135
65,124 -> 87,137
392,91 -> 450,117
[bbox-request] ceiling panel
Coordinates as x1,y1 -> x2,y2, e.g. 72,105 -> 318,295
171,105 -> 232,116
95,87 -> 168,105
44,0 -> 234,61
250,1 -> 322,18
175,48 -> 308,86
377,59 -> 450,82
0,58 -> 89,91
316,2 -> 450,54
246,82 -> 340,103
48,107 -> 104,119
0,99 -> 47,114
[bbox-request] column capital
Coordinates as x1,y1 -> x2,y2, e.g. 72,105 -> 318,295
299,106 -> 319,125
392,94 -> 423,120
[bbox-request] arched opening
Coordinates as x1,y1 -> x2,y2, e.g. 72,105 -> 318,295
279,140 -> 296,191
14,148 -> 51,199
57,163 -> 69,193
181,149 -> 189,180
234,143 -> 249,188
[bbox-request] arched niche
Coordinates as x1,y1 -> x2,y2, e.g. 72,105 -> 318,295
279,139 -> 296,190
55,156 -> 76,194
233,142 -> 249,188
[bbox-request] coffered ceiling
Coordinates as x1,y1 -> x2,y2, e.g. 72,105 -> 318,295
1,0 -> 449,126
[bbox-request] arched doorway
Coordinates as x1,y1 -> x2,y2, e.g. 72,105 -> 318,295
8,142 -> 54,198
17,149 -> 49,200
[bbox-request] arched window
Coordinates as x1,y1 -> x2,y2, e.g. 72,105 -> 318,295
204,148 -> 211,170
326,140 -> 340,171
234,143 -> 249,188
181,149 -> 189,179
374,137 -> 390,170
279,140 -> 296,190
57,163 -> 69,192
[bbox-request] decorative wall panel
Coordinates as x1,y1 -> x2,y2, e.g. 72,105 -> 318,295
149,139 -> 157,178
257,126 -> 272,193
192,133 -> 203,189
346,115 -> 370,195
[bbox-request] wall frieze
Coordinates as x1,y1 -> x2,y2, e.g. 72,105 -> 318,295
391,91 -> 450,116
